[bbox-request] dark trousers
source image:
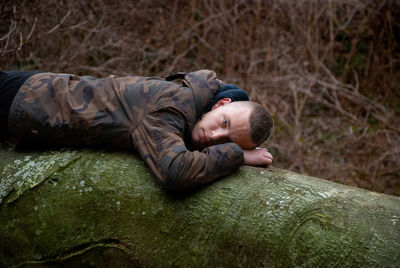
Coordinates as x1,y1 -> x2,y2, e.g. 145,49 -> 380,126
0,71 -> 41,140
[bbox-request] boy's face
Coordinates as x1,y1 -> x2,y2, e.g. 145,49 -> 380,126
191,99 -> 255,149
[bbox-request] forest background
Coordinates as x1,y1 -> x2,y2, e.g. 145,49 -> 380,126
1,0 -> 399,196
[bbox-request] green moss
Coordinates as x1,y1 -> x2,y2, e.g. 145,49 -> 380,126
0,148 -> 399,267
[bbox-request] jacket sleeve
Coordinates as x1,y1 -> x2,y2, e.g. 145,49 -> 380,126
131,111 -> 244,192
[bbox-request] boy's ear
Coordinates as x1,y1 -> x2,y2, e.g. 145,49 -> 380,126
211,98 -> 232,110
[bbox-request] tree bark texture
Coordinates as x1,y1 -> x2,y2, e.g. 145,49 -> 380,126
0,144 -> 399,267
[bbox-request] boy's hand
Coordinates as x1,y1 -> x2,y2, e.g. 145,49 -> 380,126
243,147 -> 273,166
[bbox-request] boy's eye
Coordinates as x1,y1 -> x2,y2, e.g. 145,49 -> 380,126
223,118 -> 227,127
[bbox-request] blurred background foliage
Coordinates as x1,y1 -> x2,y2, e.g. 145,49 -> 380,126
1,0 -> 399,195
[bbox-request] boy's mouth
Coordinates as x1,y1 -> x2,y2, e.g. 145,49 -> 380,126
201,129 -> 208,143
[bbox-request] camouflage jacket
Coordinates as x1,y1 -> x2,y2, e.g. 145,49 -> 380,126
8,70 -> 244,191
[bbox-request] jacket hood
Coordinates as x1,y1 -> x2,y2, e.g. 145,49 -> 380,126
182,70 -> 223,118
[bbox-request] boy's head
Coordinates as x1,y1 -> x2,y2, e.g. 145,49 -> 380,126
191,98 -> 273,149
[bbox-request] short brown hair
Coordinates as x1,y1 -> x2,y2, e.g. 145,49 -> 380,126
248,102 -> 273,146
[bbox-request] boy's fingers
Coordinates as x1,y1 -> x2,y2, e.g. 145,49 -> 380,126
264,153 -> 273,164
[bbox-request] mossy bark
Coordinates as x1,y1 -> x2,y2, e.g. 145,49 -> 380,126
0,143 -> 399,267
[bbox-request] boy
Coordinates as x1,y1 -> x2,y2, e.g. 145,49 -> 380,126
0,70 -> 273,191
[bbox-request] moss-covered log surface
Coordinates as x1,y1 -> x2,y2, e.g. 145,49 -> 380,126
1,143 -> 399,267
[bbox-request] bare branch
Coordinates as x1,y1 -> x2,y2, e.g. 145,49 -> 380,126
47,10 -> 71,34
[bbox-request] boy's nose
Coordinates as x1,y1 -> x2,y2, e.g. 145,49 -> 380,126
210,129 -> 228,142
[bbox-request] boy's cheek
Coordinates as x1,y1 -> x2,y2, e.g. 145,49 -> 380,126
191,130 -> 202,145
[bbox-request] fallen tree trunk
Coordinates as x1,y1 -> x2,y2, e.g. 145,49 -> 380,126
0,144 -> 399,267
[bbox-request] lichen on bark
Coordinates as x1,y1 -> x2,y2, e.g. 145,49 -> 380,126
0,144 -> 399,267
